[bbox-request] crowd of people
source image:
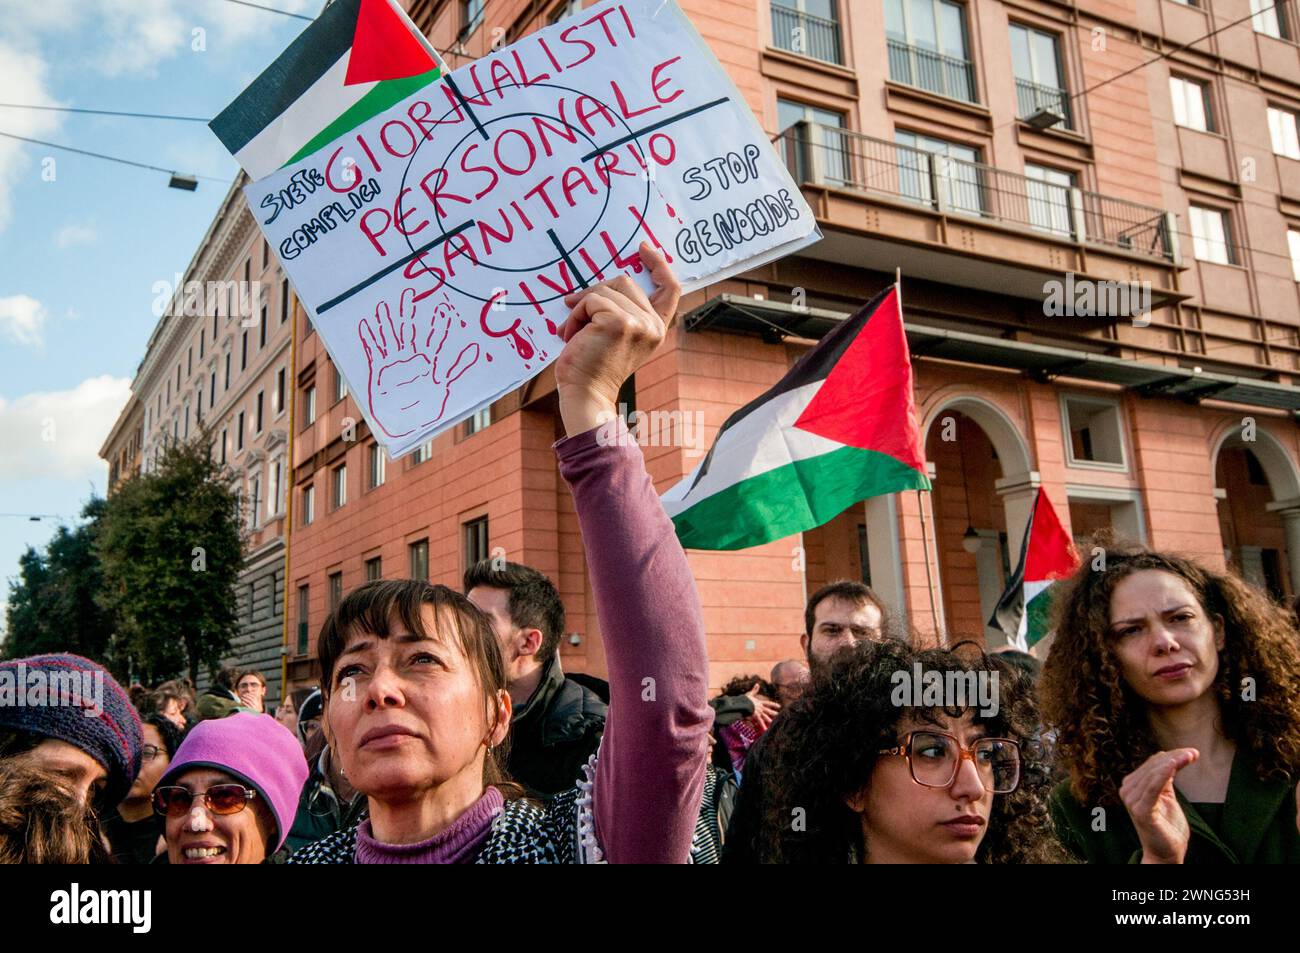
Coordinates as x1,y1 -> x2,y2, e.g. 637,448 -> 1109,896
3,242 -> 1300,864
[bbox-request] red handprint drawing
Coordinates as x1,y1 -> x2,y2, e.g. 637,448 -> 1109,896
358,288 -> 481,439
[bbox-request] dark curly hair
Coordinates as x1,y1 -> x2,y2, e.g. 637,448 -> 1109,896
719,674 -> 778,700
758,639 -> 1065,863
1040,535 -> 1300,808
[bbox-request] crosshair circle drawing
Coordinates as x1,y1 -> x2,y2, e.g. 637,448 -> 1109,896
396,79 -> 655,307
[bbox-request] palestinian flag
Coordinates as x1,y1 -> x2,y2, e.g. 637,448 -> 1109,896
661,286 -> 930,550
210,0 -> 446,180
988,488 -> 1079,650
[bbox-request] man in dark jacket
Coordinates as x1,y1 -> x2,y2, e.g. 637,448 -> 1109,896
722,580 -> 889,863
466,560 -> 606,799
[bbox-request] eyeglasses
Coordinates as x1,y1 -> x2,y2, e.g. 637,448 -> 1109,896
141,744 -> 163,762
878,730 -> 1021,794
152,784 -> 258,818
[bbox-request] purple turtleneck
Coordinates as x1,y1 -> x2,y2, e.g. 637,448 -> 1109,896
355,786 -> 504,864
349,419 -> 709,864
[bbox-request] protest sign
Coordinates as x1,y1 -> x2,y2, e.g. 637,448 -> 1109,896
215,0 -> 822,458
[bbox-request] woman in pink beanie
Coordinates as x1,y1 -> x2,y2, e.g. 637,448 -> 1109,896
153,712 -> 307,864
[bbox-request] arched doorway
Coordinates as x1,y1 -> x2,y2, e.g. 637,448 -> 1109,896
922,397 -> 1036,646
1214,428 -> 1300,601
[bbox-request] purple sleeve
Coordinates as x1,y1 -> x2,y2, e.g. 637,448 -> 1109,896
555,418 -> 711,864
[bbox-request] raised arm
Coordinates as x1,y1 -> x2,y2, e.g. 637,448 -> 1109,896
552,244 -> 711,863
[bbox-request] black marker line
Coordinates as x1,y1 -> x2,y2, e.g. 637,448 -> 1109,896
444,74 -> 489,142
579,97 -> 730,161
317,220 -> 477,314
547,228 -> 588,289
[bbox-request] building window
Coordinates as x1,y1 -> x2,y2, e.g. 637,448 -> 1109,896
1189,204 -> 1234,264
894,129 -> 984,215
332,464 -> 347,510
241,330 -> 249,371
262,239 -> 269,270
269,459 -> 282,517
280,278 -> 291,324
255,391 -> 264,434
328,571 -> 342,611
464,516 -> 489,570
1250,0 -> 1291,39
275,367 -> 286,415
411,439 -> 434,465
365,556 -> 383,582
333,365 -> 349,403
1288,229 -> 1300,281
304,385 -> 317,425
777,99 -> 849,187
1009,23 -> 1072,130
1024,163 -> 1075,236
259,305 -> 268,348
409,539 -> 429,581
302,484 -> 315,525
210,370 -> 216,408
1268,106 -> 1300,159
549,0 -> 583,23
183,403 -> 190,439
884,0 -> 975,103
249,475 -> 262,529
224,352 -> 231,391
368,442 -> 386,489
770,0 -> 844,65
200,331 -> 205,359
461,0 -> 485,37
220,427 -> 228,464
237,411 -> 245,451
1170,75 -> 1213,132
464,404 -> 492,436
1061,395 -> 1127,469
297,584 -> 310,655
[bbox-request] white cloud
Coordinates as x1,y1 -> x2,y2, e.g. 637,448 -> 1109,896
0,40 -> 63,232
54,222 -> 97,248
0,295 -> 48,347
0,375 -> 131,481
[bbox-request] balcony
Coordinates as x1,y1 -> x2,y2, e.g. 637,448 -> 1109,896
1015,78 -> 1074,131
779,123 -> 1175,261
775,122 -> 1185,311
770,3 -> 844,66
886,39 -> 977,104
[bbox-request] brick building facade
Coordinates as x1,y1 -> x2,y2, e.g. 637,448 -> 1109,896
107,0 -> 1300,694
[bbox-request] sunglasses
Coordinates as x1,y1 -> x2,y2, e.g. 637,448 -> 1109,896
152,783 -> 257,818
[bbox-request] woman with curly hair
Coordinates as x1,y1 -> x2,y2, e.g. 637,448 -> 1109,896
755,639 -> 1063,863
1041,537 -> 1300,863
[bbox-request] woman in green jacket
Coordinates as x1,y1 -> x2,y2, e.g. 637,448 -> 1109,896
1041,537 -> 1300,863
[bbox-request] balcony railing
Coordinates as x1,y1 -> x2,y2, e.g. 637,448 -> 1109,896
1015,78 -> 1074,131
777,122 -> 1177,263
886,39 -> 978,104
770,4 -> 844,65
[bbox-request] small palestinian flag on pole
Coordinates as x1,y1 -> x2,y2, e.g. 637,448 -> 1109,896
988,488 -> 1079,650
210,0 -> 446,180
661,285 -> 930,550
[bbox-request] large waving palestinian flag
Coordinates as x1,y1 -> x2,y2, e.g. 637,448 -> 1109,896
210,0 -> 446,180
662,286 -> 930,550
988,488 -> 1079,650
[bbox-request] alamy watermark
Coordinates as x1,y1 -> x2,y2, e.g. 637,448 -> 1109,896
596,404 -> 708,457
890,663 -> 999,717
0,662 -> 105,718
1044,273 -> 1151,325
151,275 -> 264,323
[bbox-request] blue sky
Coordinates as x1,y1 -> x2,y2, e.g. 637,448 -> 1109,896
0,0 -> 321,636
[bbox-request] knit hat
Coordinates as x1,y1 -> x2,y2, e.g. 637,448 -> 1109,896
296,689 -> 322,747
0,653 -> 143,807
159,712 -> 308,851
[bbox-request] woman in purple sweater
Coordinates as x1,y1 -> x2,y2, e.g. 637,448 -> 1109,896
290,243 -> 712,864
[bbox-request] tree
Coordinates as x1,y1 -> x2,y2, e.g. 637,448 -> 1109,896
98,433 -> 245,685
2,499 -> 116,664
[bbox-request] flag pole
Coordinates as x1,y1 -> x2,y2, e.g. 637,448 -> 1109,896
895,267 -> 943,643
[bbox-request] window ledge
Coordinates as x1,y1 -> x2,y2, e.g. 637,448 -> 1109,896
761,45 -> 855,80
